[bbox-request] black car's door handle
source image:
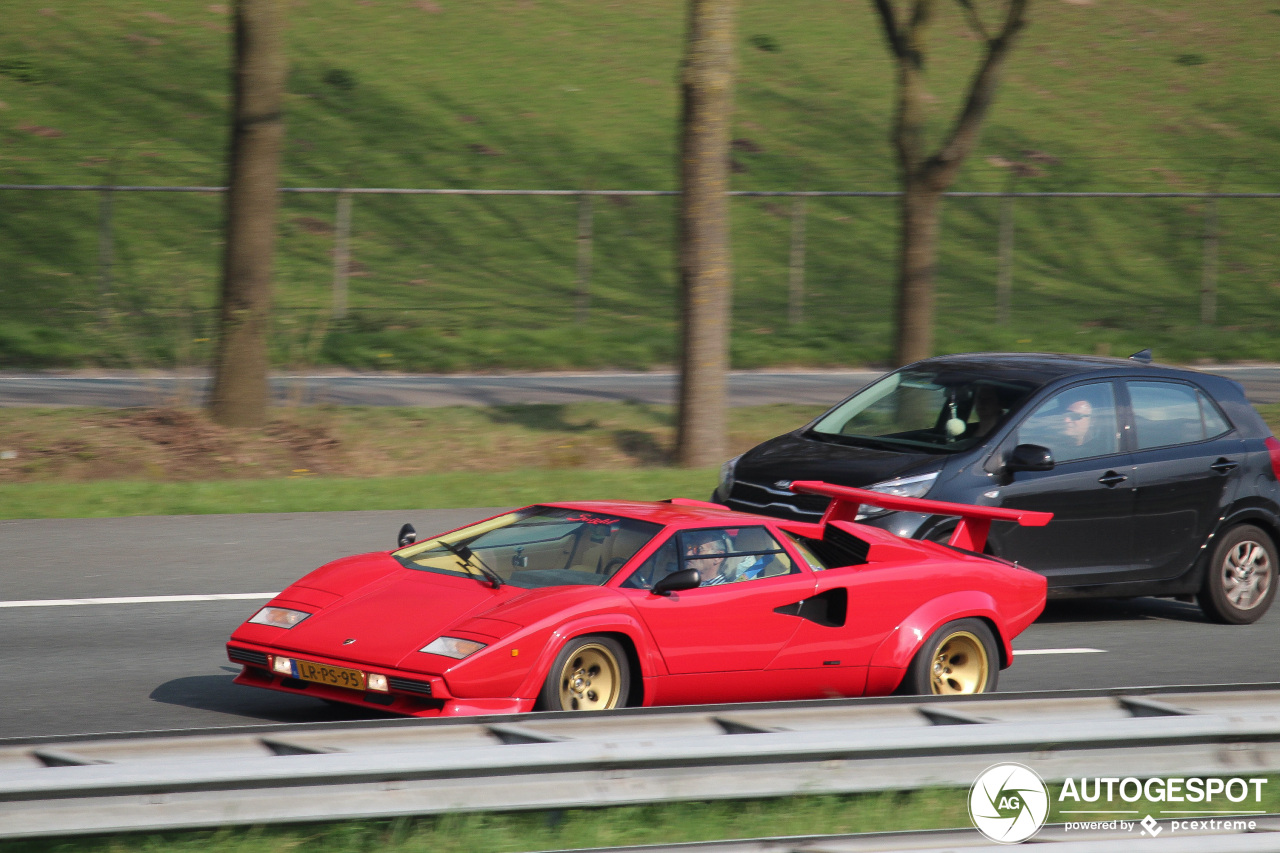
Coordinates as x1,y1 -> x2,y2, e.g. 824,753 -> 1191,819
1098,471 -> 1128,487
1210,458 -> 1239,474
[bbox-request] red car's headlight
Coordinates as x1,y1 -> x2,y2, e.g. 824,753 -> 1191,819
420,637 -> 487,659
248,606 -> 312,629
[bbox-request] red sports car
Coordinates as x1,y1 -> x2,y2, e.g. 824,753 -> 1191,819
227,482 -> 1050,716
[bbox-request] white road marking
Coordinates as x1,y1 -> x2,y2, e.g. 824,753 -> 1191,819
1014,648 -> 1106,655
0,592 -> 280,608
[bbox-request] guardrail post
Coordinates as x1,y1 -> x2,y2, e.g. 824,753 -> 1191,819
997,192 -> 1014,325
576,192 -> 593,324
1200,196 -> 1218,327
333,191 -> 352,320
788,196 -> 806,326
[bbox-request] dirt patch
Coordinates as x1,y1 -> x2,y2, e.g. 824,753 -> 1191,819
0,404 -> 826,485
292,216 -> 332,235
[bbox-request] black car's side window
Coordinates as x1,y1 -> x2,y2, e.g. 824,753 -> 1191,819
1128,381 -> 1231,449
1015,382 -> 1120,463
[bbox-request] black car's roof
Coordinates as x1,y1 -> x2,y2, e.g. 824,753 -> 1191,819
906,351 -> 1205,386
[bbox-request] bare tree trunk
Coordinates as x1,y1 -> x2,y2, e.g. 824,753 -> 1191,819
209,0 -> 286,427
894,181 -> 941,365
676,0 -> 737,468
874,0 -> 1028,367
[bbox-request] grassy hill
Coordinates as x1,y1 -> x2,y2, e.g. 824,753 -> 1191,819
2,0 -> 1278,371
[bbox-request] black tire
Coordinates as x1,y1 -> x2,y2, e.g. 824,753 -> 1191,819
900,618 -> 999,695
919,518 -> 957,545
538,636 -> 630,712
1198,524 -> 1277,625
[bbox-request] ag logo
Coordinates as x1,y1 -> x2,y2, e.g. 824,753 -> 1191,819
969,763 -> 1050,843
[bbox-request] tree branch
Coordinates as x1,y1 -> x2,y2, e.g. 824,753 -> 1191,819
953,0 -> 991,42
870,0 -> 905,58
925,0 -> 1028,188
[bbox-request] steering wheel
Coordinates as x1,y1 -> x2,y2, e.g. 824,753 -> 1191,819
602,557 -> 629,576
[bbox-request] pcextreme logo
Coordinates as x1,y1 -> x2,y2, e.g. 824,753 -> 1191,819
969,763 -> 1051,843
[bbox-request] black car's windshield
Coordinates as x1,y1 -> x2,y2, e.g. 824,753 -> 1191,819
393,507 -> 662,588
809,369 -> 1039,451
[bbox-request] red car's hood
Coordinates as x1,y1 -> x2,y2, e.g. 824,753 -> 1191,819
273,567 -> 510,665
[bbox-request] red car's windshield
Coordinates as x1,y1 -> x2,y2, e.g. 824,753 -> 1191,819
393,506 -> 661,588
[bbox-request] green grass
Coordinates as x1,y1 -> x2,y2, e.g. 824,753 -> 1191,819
0,792 -> 974,853
2,1 -> 1279,370
0,466 -> 719,518
7,777 -> 1280,853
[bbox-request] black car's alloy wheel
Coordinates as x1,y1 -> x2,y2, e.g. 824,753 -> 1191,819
901,617 -> 998,695
1198,524 -> 1277,625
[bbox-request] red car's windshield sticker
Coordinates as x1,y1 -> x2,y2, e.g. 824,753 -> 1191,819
566,514 -> 619,525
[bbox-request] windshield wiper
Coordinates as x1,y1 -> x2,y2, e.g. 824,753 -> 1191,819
805,429 -> 900,451
437,540 -> 504,588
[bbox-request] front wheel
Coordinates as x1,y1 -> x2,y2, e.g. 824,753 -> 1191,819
538,636 -> 630,711
901,618 -> 998,695
1198,524 -> 1277,625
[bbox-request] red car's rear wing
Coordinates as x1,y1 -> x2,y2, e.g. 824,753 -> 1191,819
787,480 -> 1052,554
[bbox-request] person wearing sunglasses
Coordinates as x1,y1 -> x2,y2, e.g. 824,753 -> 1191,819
1063,398 -> 1094,447
1053,393 -> 1119,461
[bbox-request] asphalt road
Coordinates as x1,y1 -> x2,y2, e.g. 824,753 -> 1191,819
0,370 -> 882,408
3,510 -> 1276,741
3,364 -> 1279,408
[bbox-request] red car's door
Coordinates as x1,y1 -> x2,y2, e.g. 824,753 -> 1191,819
625,574 -> 815,673
618,527 -> 816,674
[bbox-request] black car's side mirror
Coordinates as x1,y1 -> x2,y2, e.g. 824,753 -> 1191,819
652,568 -> 701,596
397,523 -> 417,547
1006,443 -> 1055,472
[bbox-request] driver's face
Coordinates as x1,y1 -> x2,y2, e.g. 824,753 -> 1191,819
687,541 -> 726,581
1064,400 -> 1093,443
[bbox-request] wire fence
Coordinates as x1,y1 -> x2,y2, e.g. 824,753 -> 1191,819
2,183 -> 1278,370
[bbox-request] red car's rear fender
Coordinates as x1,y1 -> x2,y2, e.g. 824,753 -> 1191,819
867,591 -> 1008,688
513,614 -> 658,702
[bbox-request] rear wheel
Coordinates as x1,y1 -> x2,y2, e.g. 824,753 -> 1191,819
1198,525 -> 1277,625
901,618 -> 998,695
538,636 -> 630,711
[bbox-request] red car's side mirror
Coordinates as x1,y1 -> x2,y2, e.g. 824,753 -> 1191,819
652,568 -> 701,596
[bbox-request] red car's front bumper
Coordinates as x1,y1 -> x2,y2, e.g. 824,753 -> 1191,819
227,642 -> 533,717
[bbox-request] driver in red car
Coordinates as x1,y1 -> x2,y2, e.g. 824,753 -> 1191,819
684,532 -> 731,585
685,530 -> 778,586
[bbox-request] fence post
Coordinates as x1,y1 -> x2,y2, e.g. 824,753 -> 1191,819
97,186 -> 114,322
1200,196 -> 1218,327
576,192 -> 593,324
788,196 -> 806,326
333,191 -> 352,320
997,192 -> 1014,325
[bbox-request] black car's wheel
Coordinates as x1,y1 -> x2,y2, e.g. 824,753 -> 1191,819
901,618 -> 998,695
538,636 -> 630,712
1198,524 -> 1277,625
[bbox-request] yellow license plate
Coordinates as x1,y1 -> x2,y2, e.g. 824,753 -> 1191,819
293,659 -> 366,691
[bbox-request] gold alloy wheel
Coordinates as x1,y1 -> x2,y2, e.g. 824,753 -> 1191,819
557,643 -> 622,711
930,630 -> 990,695
1222,539 -> 1273,611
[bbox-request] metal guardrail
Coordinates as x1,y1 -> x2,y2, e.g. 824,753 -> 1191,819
4,685 -> 1280,840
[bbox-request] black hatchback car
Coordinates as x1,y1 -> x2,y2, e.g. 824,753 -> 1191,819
714,352 -> 1280,624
